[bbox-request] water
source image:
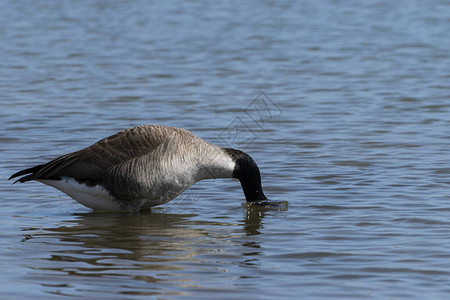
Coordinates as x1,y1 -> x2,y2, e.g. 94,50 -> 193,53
1,0 -> 450,298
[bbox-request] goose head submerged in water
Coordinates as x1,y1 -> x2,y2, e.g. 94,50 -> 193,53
9,125 -> 269,212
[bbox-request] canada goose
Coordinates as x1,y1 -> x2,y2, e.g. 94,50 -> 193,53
9,125 -> 268,212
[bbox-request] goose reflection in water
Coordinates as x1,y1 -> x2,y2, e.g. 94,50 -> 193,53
20,207 -> 271,297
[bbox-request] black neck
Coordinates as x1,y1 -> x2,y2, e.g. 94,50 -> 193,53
224,148 -> 267,202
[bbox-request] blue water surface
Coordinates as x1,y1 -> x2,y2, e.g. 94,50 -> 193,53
1,1 -> 450,299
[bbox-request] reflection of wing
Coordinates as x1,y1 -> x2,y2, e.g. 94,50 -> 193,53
9,125 -> 187,184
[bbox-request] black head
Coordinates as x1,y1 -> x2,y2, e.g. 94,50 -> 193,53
223,148 -> 267,202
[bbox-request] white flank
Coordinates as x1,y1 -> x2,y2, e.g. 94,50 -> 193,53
38,177 -> 121,211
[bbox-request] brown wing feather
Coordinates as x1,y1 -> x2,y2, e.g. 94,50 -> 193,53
10,125 -> 187,183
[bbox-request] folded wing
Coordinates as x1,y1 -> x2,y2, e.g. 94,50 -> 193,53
9,125 -> 181,185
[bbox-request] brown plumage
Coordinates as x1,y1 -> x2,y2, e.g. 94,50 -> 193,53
10,125 -> 267,212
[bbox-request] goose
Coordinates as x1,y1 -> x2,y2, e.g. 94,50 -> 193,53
9,125 -> 268,212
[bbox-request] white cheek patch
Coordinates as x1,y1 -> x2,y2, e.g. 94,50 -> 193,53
38,177 -> 122,211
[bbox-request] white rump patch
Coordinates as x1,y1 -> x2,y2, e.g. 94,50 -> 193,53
39,177 -> 122,211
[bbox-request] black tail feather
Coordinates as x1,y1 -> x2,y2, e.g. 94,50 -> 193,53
9,164 -> 44,184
